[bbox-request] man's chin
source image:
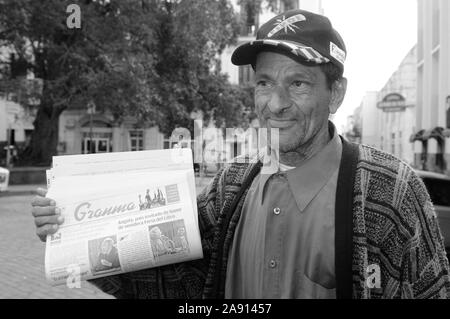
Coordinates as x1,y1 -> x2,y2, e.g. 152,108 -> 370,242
271,140 -> 302,154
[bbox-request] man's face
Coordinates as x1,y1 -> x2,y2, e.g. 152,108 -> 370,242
254,51 -> 335,153
101,240 -> 112,253
150,227 -> 162,240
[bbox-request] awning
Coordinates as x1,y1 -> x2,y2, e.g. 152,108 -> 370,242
410,129 -> 425,142
411,127 -> 450,142
444,129 -> 450,138
423,127 -> 446,141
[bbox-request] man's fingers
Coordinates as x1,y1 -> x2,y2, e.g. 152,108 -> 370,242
36,224 -> 59,241
33,188 -> 59,243
31,205 -> 59,217
34,215 -> 64,227
31,195 -> 55,207
36,188 -> 48,197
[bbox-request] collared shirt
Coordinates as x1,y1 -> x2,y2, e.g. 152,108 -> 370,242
225,123 -> 342,298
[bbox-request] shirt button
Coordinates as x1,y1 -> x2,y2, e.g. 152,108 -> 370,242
269,259 -> 277,268
273,207 -> 281,215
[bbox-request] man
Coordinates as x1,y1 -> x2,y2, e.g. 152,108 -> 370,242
145,189 -> 151,209
174,227 -> 189,252
31,9 -> 450,298
93,237 -> 120,273
149,226 -> 169,257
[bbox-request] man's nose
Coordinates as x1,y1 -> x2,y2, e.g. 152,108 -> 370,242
267,86 -> 292,114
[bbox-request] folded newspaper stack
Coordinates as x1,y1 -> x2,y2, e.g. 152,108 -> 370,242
45,148 -> 203,286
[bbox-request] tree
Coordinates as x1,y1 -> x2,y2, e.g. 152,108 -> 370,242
0,0 -> 154,164
142,0 -> 246,134
237,0 -> 298,23
0,0 -> 244,165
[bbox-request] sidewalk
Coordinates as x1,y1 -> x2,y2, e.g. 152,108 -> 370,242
0,184 -> 45,197
0,194 -> 114,299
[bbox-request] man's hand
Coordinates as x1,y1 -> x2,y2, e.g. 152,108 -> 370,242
31,188 -> 64,242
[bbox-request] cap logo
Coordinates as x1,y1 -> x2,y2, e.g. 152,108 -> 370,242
330,42 -> 346,65
267,14 -> 306,38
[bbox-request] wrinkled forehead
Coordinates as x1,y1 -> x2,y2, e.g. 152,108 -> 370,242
254,51 -> 321,80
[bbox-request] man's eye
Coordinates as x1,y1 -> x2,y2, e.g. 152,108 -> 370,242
256,80 -> 270,87
292,81 -> 305,88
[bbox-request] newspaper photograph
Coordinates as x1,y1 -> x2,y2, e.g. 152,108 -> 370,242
44,149 -> 203,286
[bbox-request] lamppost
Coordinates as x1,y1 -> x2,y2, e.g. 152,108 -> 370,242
87,100 -> 96,154
5,123 -> 11,168
5,114 -> 18,168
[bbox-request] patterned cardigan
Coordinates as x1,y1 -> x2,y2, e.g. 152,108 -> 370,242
89,139 -> 450,299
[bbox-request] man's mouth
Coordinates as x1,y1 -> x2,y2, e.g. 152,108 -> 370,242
267,119 -> 296,129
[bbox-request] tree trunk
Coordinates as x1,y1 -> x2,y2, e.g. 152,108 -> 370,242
20,103 -> 64,166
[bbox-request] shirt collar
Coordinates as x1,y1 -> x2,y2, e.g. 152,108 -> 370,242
258,121 -> 343,212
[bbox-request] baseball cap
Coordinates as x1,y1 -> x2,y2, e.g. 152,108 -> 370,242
231,9 -> 346,73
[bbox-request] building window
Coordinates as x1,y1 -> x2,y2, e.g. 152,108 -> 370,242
82,132 -> 112,154
130,130 -> 144,151
239,65 -> 254,85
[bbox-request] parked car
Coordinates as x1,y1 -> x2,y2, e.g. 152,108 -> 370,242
416,170 -> 450,255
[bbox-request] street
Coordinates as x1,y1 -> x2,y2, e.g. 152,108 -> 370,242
0,193 -> 113,298
0,177 -> 212,299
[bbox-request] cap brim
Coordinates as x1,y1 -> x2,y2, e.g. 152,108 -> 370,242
231,39 -> 330,67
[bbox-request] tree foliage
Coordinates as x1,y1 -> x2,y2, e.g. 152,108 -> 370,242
0,0 -> 252,165
237,0 -> 297,20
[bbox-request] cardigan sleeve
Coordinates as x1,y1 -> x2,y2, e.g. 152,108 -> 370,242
399,171 -> 450,299
87,169 -> 226,299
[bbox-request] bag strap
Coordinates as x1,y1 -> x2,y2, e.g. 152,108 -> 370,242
335,137 -> 360,299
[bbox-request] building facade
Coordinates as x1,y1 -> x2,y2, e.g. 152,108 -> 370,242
57,109 -> 164,156
377,46 -> 417,166
357,46 -> 417,166
0,96 -> 35,165
0,76 -> 40,166
414,0 -> 450,175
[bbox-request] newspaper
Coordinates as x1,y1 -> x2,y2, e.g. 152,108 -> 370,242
44,148 -> 203,286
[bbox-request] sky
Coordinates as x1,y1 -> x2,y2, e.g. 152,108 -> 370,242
321,0 -> 417,132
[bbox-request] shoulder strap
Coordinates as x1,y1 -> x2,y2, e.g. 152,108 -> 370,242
335,137 -> 360,299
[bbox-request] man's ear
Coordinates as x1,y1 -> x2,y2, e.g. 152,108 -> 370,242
329,77 -> 347,114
